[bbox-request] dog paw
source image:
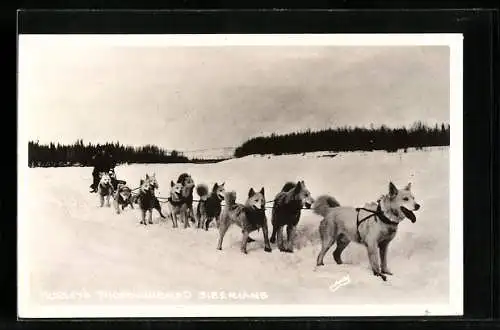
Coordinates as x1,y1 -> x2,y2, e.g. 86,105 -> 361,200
373,271 -> 387,281
316,262 -> 324,266
264,247 -> 272,253
382,270 -> 393,275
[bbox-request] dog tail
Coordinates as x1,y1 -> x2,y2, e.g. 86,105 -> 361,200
196,184 -> 209,200
312,195 -> 340,217
224,191 -> 237,207
281,181 -> 296,192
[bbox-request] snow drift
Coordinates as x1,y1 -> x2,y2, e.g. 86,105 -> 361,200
20,147 -> 451,309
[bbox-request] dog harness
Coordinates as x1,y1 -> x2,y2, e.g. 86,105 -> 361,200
355,201 -> 398,242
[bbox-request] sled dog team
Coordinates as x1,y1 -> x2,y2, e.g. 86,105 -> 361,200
96,170 -> 421,281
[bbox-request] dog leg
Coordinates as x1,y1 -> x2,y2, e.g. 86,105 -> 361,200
171,213 -> 178,228
316,237 -> 335,266
276,226 -> 285,251
316,220 -> 336,266
270,225 -> 277,244
114,196 -> 120,214
366,243 -> 386,281
106,195 -> 111,207
204,216 -> 212,231
148,210 -> 153,225
333,234 -> 350,264
216,217 -> 230,250
240,230 -> 250,254
140,209 -> 146,225
261,222 -> 272,253
129,201 -> 134,209
285,225 -> 296,253
379,241 -> 393,275
154,199 -> 166,219
183,209 -> 189,228
99,194 -> 104,207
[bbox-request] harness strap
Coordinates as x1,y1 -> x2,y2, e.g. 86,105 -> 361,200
167,197 -> 185,207
355,202 -> 399,241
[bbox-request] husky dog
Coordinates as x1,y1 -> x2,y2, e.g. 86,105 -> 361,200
166,180 -> 186,228
108,168 -> 126,191
97,172 -> 114,207
217,189 -> 272,254
113,183 -> 134,214
270,181 -> 315,253
136,174 -> 166,225
196,182 -> 225,230
313,182 -> 420,281
177,173 -> 195,225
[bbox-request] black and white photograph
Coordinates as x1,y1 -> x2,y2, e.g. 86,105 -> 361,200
17,34 -> 463,317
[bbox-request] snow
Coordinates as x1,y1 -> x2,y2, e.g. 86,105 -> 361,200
19,147 -> 455,316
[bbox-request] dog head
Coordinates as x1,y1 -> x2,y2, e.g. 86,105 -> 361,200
140,173 -> 158,192
177,173 -> 195,188
293,180 -> 315,209
99,172 -> 112,186
387,182 -> 420,223
212,182 -> 226,200
247,187 -> 266,210
108,169 -> 117,179
170,180 -> 184,202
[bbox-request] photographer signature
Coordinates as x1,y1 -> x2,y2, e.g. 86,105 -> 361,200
329,275 -> 351,293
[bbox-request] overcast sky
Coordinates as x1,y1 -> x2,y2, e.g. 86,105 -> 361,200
19,37 -> 449,151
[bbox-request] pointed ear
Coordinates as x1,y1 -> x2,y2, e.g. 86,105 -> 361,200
294,181 -> 302,192
405,182 -> 412,191
248,188 -> 255,197
221,182 -> 225,186
170,180 -> 174,187
259,187 -> 265,195
145,174 -> 149,179
213,183 -> 218,190
140,179 -> 144,185
389,182 -> 398,197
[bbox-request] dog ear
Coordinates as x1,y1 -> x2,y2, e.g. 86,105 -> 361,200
295,181 -> 302,192
259,187 -> 265,196
145,174 -> 149,179
171,180 -> 174,187
221,182 -> 225,187
140,179 -> 144,185
213,183 -> 218,190
405,182 -> 412,191
248,188 -> 255,197
389,182 -> 398,197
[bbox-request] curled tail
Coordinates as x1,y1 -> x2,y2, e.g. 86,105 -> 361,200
312,195 -> 340,217
281,181 -> 296,192
224,191 -> 237,207
196,184 -> 209,201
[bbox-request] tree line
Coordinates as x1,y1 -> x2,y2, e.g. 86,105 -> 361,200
234,122 -> 450,158
28,140 -> 190,167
